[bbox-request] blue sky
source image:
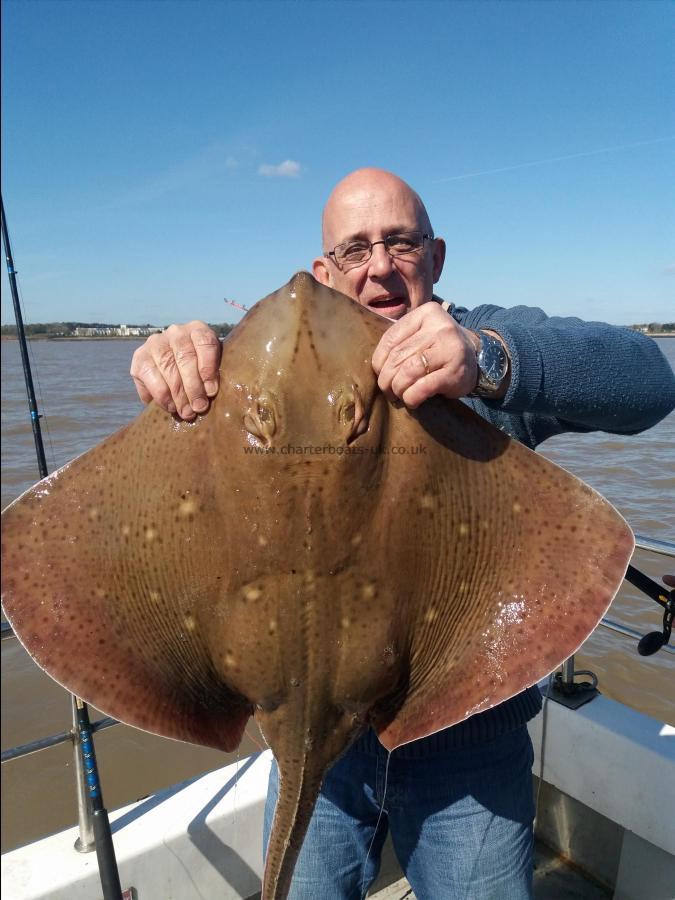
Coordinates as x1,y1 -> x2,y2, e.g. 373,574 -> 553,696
1,0 -> 673,327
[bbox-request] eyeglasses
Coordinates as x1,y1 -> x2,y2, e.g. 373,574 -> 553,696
326,231 -> 432,271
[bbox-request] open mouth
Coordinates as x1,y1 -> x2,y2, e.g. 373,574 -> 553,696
368,297 -> 407,317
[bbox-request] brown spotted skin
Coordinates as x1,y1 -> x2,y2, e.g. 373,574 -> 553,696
1,272 -> 634,899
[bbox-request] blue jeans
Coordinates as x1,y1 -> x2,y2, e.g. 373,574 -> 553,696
264,725 -> 535,899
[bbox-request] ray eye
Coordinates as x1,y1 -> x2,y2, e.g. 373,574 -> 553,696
338,387 -> 368,444
339,401 -> 356,425
244,393 -> 278,445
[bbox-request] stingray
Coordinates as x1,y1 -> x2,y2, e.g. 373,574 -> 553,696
1,272 -> 633,898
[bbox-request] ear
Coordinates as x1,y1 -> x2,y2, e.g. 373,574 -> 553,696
431,238 -> 446,283
312,256 -> 332,286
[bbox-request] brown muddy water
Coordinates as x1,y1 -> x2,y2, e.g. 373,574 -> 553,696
1,337 -> 673,853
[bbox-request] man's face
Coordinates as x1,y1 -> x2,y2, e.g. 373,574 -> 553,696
313,179 -> 445,320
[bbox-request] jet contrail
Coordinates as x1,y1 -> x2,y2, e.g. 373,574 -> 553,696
433,136 -> 675,183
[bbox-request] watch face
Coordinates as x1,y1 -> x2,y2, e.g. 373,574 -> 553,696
475,332 -> 508,396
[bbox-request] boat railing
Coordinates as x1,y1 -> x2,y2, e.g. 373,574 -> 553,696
541,534 -> 675,707
1,532 -> 673,853
600,529 -> 675,649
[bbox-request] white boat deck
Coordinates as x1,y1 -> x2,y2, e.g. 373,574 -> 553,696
3,689 -> 674,900
370,840 -> 611,898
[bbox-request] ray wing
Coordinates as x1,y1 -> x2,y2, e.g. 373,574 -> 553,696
1,403 -> 252,751
372,398 -> 634,750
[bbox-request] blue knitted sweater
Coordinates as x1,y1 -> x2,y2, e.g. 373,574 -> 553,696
358,302 -> 675,757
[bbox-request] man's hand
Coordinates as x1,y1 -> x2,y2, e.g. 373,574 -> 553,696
371,303 -> 483,408
130,321 -> 222,419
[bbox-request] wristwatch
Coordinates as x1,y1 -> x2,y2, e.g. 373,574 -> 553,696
471,331 -> 510,398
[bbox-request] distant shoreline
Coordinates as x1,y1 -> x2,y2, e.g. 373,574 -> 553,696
4,332 -> 675,341
0,335 -> 147,342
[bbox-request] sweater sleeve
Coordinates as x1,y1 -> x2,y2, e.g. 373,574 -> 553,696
453,303 -> 675,437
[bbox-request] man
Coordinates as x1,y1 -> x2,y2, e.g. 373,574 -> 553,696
131,169 -> 496,418
131,168 -> 675,898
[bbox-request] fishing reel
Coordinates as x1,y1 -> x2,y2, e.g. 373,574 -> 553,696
624,565 -> 674,657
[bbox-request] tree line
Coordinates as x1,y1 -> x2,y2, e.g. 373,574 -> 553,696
631,323 -> 675,334
3,321 -> 670,339
1,322 -> 236,338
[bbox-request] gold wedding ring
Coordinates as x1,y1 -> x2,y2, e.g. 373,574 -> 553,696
420,352 -> 431,376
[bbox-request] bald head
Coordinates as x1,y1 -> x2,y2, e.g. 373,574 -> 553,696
321,168 -> 433,252
312,167 -> 445,319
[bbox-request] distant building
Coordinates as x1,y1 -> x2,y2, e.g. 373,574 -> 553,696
73,326 -> 117,336
119,324 -> 163,337
73,324 -> 163,337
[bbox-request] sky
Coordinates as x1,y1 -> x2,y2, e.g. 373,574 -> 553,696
1,0 -> 673,327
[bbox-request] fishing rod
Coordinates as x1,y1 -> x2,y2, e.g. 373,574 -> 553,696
624,565 -> 674,656
1,195 -> 123,900
1,196 -> 47,479
224,295 -> 250,313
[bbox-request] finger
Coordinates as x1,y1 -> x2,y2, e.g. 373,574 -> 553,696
377,336 -> 433,399
372,313 -> 425,373
152,341 -> 197,419
130,343 -> 177,413
131,375 -> 163,407
192,327 -> 222,397
170,337 -> 207,412
400,371 -> 448,409
131,375 -> 153,406
385,350 -> 432,401
131,359 -> 182,413
389,342 -> 476,407
169,323 -> 221,413
663,574 -> 675,588
421,327 -> 478,399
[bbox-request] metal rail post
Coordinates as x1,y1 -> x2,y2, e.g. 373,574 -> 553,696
561,656 -> 576,688
72,695 -> 95,852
